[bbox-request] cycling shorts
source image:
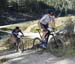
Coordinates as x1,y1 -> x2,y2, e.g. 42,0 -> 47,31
40,23 -> 48,31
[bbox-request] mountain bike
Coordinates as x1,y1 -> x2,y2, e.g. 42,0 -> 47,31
33,28 -> 65,57
9,33 -> 24,53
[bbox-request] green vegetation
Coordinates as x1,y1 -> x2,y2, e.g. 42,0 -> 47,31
1,16 -> 75,33
0,0 -> 75,25
30,25 -> 39,33
0,20 -> 37,32
0,37 -> 33,51
31,16 -> 75,32
0,0 -> 8,12
0,20 -> 38,51
0,0 -> 75,15
64,46 -> 75,57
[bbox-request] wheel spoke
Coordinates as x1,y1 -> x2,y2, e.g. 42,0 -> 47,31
49,37 -> 65,57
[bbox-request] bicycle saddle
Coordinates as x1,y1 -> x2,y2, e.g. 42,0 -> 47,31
36,29 -> 40,31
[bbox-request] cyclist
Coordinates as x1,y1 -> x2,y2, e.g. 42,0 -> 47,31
39,9 -> 56,48
12,26 -> 24,43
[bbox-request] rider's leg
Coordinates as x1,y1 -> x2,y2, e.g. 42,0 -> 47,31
39,23 -> 48,48
40,23 -> 48,40
42,31 -> 48,41
40,30 -> 48,48
15,38 -> 21,52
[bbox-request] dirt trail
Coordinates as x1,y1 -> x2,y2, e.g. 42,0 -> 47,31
24,24 -> 38,32
0,50 -> 75,64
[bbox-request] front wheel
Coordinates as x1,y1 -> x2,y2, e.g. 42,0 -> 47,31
19,41 -> 24,52
48,37 -> 65,57
16,39 -> 24,53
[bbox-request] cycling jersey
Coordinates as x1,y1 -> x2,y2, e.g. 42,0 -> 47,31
12,29 -> 22,38
40,14 -> 54,25
40,14 -> 55,31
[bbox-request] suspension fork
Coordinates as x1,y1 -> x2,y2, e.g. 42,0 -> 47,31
51,34 -> 59,47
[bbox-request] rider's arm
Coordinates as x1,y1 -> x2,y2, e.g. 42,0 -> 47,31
12,29 -> 15,34
38,21 -> 41,30
52,18 -> 55,28
19,30 -> 24,36
50,17 -> 55,29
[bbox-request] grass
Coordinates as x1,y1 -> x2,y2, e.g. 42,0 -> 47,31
0,20 -> 38,32
30,16 -> 75,32
0,23 -> 29,32
64,47 -> 75,57
30,25 -> 39,32
1,16 -> 75,33
0,36 -> 75,57
0,37 -> 34,51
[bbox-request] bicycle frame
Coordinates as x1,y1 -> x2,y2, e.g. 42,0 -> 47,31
45,31 -> 56,45
36,29 -> 55,44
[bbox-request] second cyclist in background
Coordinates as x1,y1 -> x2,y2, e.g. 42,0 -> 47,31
12,26 -> 24,39
11,27 -> 24,52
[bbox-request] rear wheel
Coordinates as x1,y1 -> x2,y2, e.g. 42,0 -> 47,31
48,37 -> 65,57
33,38 -> 41,49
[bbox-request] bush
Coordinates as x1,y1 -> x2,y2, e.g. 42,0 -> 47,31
0,36 -> 34,51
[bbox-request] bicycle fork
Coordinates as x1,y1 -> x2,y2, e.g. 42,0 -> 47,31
15,38 -> 20,52
51,34 -> 59,48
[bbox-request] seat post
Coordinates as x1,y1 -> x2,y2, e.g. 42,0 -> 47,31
36,29 -> 42,38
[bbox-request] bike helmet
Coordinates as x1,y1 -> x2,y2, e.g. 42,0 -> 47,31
47,9 -> 55,15
16,26 -> 19,29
